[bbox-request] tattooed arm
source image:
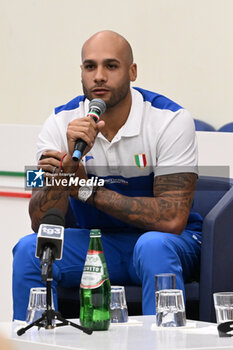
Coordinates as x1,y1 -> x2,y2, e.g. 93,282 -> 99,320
29,187 -> 70,233
89,173 -> 197,235
29,150 -> 80,232
29,111 -> 105,232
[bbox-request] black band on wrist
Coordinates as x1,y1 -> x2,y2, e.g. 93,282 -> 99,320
92,185 -> 100,205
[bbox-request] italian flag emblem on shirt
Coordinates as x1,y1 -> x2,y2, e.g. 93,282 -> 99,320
134,154 -> 147,168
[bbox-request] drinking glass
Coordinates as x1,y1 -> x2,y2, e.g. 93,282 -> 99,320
156,289 -> 186,327
110,286 -> 128,323
155,273 -> 176,310
26,287 -> 54,324
213,292 -> 233,324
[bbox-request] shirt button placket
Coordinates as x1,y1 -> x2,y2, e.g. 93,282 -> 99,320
107,145 -> 119,174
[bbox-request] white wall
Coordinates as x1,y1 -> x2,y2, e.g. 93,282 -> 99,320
0,0 -> 233,128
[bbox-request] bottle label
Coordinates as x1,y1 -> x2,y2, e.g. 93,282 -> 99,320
80,250 -> 107,289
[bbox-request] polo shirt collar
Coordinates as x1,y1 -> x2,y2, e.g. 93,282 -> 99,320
116,87 -> 143,138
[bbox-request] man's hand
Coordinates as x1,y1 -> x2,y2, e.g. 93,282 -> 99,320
38,150 -> 80,175
38,149 -> 90,199
38,150 -> 66,173
66,117 -> 105,157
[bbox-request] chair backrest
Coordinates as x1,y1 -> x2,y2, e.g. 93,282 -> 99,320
192,176 -> 232,218
194,119 -> 216,132
218,122 -> 233,132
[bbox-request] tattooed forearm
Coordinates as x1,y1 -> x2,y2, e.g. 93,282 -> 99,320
154,173 -> 196,194
29,185 -> 70,232
93,173 -> 197,234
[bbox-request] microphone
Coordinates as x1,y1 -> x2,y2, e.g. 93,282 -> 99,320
72,98 -> 106,161
36,208 -> 65,282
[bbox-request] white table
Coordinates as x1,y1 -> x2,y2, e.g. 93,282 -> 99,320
1,316 -> 233,350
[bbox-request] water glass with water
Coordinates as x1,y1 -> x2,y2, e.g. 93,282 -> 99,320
156,289 -> 186,327
213,292 -> 233,324
110,286 -> 128,323
155,273 -> 176,310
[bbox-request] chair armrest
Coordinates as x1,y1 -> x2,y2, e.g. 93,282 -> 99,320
199,185 -> 233,322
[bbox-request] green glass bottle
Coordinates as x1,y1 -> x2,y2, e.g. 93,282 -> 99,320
79,229 -> 111,330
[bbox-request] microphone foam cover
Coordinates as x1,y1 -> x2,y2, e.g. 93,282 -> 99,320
41,208 -> 65,227
89,98 -> 106,115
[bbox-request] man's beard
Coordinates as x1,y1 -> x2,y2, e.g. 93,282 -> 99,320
82,80 -> 130,109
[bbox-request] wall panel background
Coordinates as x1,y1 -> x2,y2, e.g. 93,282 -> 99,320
0,0 -> 232,128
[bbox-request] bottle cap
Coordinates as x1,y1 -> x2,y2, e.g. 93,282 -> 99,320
90,229 -> 101,238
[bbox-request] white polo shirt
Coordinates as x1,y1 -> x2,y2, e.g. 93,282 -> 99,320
37,87 -> 198,231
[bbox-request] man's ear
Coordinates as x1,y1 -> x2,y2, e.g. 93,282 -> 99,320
129,63 -> 137,82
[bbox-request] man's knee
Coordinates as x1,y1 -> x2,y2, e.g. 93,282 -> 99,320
134,231 -> 175,256
133,231 -> 181,275
13,233 -> 38,270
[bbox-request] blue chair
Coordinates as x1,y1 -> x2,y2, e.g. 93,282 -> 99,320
194,119 -> 216,131
58,176 -> 233,322
218,122 -> 233,132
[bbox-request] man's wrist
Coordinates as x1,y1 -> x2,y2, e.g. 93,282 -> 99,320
61,153 -> 80,175
78,184 -> 94,203
89,184 -> 100,206
75,184 -> 100,205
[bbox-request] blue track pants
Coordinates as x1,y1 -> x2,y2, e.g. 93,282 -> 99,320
12,228 -> 201,320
